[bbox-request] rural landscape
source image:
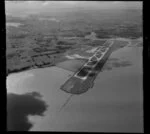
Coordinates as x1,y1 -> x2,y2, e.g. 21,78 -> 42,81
6,2 -> 142,75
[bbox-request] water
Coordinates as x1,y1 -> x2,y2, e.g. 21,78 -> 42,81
7,46 -> 143,132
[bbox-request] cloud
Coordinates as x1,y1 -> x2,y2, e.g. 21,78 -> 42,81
7,92 -> 48,131
42,1 -> 49,6
5,1 -> 142,16
113,1 -> 122,4
61,1 -> 78,5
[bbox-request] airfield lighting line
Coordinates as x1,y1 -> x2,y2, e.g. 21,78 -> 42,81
58,94 -> 74,113
53,40 -> 114,118
46,94 -> 74,127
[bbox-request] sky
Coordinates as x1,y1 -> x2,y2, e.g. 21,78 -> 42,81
5,1 -> 142,16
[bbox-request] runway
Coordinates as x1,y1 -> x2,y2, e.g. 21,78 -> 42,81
60,40 -> 114,94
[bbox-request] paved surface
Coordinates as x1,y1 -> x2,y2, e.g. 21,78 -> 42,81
60,40 -> 114,94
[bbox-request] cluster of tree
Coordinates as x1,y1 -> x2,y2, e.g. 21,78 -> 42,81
94,24 -> 142,39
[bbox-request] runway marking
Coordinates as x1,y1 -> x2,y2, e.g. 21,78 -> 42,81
74,40 -> 114,80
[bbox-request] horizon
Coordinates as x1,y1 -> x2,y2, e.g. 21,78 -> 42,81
5,1 -> 142,17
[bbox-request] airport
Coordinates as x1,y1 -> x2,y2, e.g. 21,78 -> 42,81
60,40 -> 114,94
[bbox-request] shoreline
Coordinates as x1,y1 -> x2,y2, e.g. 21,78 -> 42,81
6,37 -> 143,77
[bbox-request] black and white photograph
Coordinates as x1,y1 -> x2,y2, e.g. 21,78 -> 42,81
6,1 -> 143,132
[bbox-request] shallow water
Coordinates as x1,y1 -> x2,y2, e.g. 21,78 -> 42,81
7,46 -> 143,132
